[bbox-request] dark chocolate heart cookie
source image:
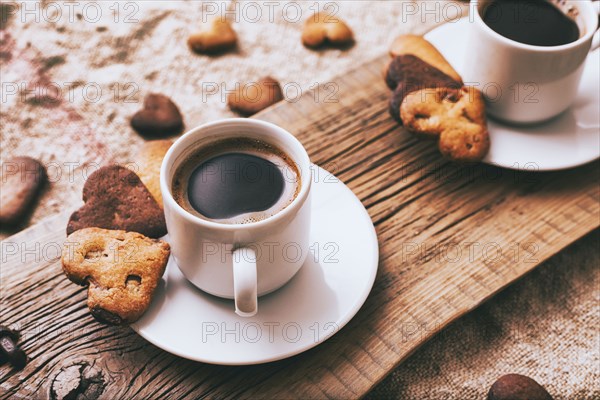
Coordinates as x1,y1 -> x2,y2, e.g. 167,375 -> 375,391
385,54 -> 461,122
67,165 -> 167,238
130,94 -> 184,137
0,157 -> 47,226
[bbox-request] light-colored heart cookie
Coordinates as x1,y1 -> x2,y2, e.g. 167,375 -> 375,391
188,18 -> 237,54
135,140 -> 173,208
227,76 -> 284,116
388,35 -> 463,84
301,12 -> 354,49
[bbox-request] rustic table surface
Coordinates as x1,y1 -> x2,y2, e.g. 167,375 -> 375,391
1,55 -> 599,398
1,1 -> 599,399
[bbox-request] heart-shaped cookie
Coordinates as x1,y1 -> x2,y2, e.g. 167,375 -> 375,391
385,55 -> 462,123
67,165 -> 167,238
135,140 -> 173,208
188,18 -> 237,54
130,94 -> 184,138
227,76 -> 284,116
0,157 -> 47,226
400,86 -> 490,162
62,228 -> 170,324
301,12 -> 354,49
388,35 -> 463,84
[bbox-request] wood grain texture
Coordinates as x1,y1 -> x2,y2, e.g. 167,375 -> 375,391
1,55 -> 598,399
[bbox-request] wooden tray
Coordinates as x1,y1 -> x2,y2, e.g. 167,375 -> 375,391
1,55 -> 598,399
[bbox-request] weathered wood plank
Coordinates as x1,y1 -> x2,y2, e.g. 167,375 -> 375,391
1,55 -> 598,399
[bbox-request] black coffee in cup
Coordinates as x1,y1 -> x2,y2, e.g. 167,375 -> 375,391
172,137 -> 300,224
482,0 -> 580,47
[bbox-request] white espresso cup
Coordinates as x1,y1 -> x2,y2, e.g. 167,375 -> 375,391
465,0 -> 599,124
160,119 -> 312,317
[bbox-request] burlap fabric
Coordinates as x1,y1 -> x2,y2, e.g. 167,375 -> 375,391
367,230 -> 599,399
1,1 -> 598,398
1,0 -> 453,233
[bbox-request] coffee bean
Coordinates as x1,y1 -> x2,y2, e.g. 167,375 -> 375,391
488,374 -> 553,400
0,326 -> 27,370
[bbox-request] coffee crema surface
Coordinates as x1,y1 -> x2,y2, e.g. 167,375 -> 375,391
482,0 -> 580,47
172,137 -> 300,224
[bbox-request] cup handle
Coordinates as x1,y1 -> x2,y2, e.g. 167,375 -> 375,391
592,1 -> 600,52
233,247 -> 258,317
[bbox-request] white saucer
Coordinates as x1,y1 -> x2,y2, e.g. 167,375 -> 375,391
131,166 -> 378,365
425,19 -> 600,171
